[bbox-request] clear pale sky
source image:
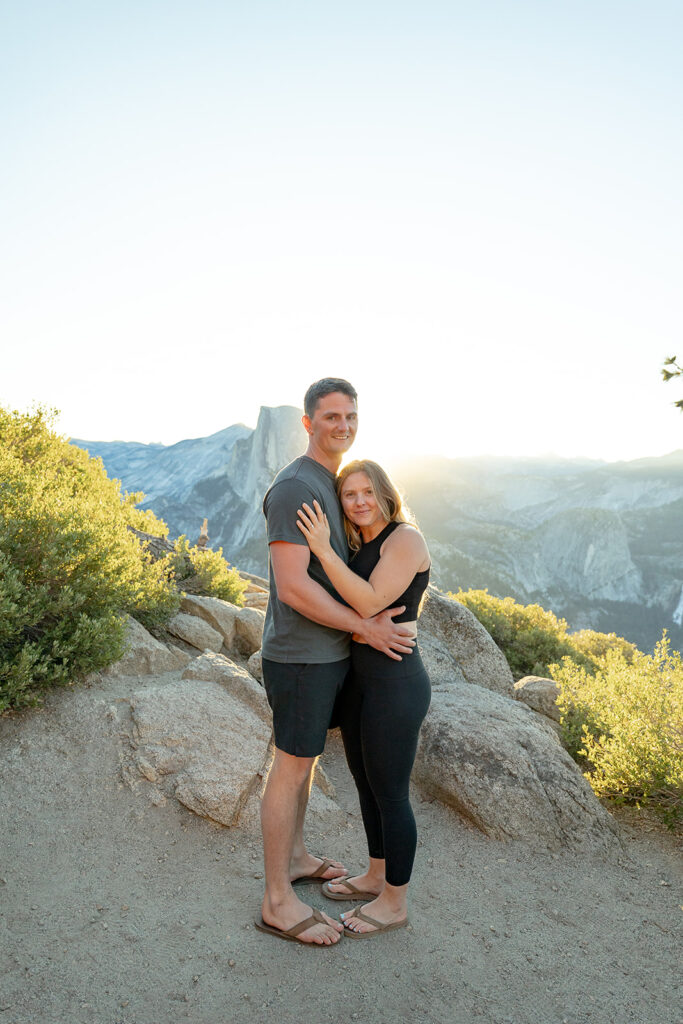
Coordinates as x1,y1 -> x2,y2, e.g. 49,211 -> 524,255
2,1 -> 682,464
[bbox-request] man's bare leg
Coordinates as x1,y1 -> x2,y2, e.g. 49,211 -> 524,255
289,758 -> 346,883
260,748 -> 343,944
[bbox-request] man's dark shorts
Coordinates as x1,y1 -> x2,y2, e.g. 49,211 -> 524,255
262,657 -> 350,758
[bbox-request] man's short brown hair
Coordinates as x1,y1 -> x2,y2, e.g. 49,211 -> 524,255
303,378 -> 358,418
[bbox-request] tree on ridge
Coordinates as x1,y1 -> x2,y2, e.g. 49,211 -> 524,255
662,356 -> 683,411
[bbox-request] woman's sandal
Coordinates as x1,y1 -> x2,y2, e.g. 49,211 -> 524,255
342,908 -> 409,939
254,907 -> 343,946
322,877 -> 382,901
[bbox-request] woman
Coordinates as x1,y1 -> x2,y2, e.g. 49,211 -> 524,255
296,459 -> 431,938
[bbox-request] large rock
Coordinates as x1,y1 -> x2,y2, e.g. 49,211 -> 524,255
103,616 -> 181,676
235,607 -> 266,656
417,631 -> 467,690
414,683 -> 620,851
247,649 -> 263,683
239,737 -> 344,831
239,570 -> 270,590
180,594 -> 240,648
166,612 -> 223,653
182,651 -> 270,722
419,588 -> 514,696
166,644 -> 192,668
128,680 -> 271,826
514,675 -> 562,722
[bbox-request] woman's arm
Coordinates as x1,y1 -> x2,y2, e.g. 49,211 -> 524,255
296,500 -> 428,618
270,541 -> 415,659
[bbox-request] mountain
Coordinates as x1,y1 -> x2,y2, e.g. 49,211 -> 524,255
72,416 -> 683,652
74,406 -> 305,569
392,453 -> 683,652
72,423 -> 253,502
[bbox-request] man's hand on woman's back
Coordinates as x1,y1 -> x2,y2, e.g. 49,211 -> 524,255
357,608 -> 416,661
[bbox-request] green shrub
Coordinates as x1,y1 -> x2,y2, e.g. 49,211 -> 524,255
451,589 -> 637,679
0,406 -> 180,712
122,494 -> 170,538
450,589 -> 592,677
168,536 -> 247,605
569,628 -> 638,664
552,637 -> 683,823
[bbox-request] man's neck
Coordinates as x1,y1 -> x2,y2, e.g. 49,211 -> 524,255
305,443 -> 343,475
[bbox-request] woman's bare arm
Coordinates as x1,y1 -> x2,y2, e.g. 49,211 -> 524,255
270,541 -> 415,658
296,501 -> 428,618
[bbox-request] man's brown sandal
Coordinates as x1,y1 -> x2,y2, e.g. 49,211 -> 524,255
291,857 -> 346,884
322,877 -> 382,901
254,907 -> 343,945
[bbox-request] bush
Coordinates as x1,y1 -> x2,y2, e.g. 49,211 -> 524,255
168,536 -> 247,605
451,589 -> 637,679
0,406 -> 180,712
552,637 -> 683,823
569,628 -> 637,665
450,589 -> 592,678
122,495 -> 170,538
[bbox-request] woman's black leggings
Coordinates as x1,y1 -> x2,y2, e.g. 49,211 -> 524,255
337,641 -> 431,887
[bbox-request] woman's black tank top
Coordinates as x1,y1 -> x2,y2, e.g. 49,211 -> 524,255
348,521 -> 430,623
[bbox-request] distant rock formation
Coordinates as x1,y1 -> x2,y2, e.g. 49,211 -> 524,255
75,406 -> 304,574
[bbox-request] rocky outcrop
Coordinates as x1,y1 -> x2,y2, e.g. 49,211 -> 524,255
182,652 -> 270,722
240,571 -> 270,610
165,612 -> 224,653
127,680 -> 271,827
105,595 -> 265,679
247,650 -> 263,682
514,675 -> 562,722
103,616 -> 183,676
419,588 -> 514,697
408,591 -> 619,849
110,586 -> 617,851
234,608 -> 266,656
416,631 -> 467,689
415,684 -> 620,851
172,596 -> 265,657
180,594 -> 239,648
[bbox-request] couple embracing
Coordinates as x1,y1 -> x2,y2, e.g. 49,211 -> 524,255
255,378 -> 432,945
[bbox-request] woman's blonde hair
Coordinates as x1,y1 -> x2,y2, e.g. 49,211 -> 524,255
336,459 -> 416,552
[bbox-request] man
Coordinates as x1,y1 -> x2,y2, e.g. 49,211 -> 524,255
256,378 -> 415,946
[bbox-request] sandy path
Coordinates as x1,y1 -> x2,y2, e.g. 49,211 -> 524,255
1,670 -> 681,1024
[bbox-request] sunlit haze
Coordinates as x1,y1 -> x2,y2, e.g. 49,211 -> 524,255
2,2 -> 682,465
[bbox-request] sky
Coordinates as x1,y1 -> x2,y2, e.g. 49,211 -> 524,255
1,1 -> 682,464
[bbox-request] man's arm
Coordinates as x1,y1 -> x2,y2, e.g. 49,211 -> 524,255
270,542 -> 414,659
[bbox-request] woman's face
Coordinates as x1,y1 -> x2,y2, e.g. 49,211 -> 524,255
339,472 -> 385,529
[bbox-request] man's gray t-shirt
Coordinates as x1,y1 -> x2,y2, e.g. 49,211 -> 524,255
262,455 -> 351,664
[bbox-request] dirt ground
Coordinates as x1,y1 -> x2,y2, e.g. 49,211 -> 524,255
1,668 -> 681,1024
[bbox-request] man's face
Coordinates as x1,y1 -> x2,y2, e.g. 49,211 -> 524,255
303,391 -> 358,457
